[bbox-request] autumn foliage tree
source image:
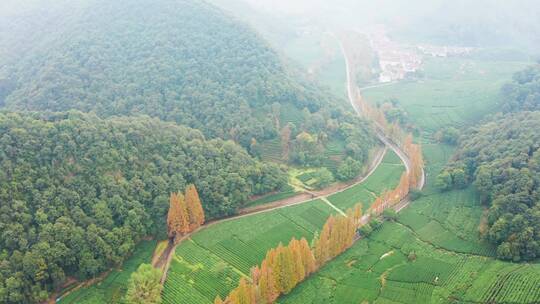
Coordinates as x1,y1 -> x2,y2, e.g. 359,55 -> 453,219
185,184 -> 206,230
219,204 -> 362,304
167,184 -> 206,241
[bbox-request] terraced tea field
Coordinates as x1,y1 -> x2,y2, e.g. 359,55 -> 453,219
362,57 -> 529,134
59,240 -> 157,304
162,146 -> 407,304
162,200 -> 336,303
279,221 -> 540,304
279,137 -> 538,303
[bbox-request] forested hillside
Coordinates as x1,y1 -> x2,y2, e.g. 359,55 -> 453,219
0,111 -> 285,303
0,0 -> 375,170
502,63 -> 540,112
439,111 -> 540,261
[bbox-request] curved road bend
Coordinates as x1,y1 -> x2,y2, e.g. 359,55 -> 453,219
336,34 -> 426,226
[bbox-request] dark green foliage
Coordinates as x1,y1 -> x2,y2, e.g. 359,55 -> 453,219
408,190 -> 423,201
435,170 -> 453,191
436,167 -> 468,191
311,168 -> 335,189
382,209 -> 398,221
336,157 -> 362,181
501,63 -> 540,112
0,111 -> 286,303
0,0 -> 375,172
1,0 -> 333,149
359,224 -> 373,237
443,112 -> 540,261
436,127 -> 460,145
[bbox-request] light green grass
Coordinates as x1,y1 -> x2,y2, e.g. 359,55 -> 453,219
328,150 -> 405,210
59,240 -> 157,304
362,57 -> 529,134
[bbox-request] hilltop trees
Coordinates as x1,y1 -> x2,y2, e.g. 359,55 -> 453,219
501,63 -> 540,112
0,0 -> 376,164
167,185 -> 206,240
0,112 -> 286,303
440,112 -> 540,261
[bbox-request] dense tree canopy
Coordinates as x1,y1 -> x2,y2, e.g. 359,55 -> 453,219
501,63 -> 540,112
439,112 -> 540,261
0,0 -> 376,174
1,0 -> 341,147
0,111 -> 286,303
0,1 -> 378,302
124,264 -> 163,304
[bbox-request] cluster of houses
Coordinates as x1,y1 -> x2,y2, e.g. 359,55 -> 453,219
365,27 -> 473,83
367,28 -> 423,83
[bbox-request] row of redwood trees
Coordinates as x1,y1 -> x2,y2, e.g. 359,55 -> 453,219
215,204 -> 363,304
167,184 -> 205,241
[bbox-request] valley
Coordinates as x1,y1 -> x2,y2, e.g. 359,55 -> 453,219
0,1 -> 539,304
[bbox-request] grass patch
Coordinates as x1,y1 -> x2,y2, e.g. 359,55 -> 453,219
328,150 -> 405,210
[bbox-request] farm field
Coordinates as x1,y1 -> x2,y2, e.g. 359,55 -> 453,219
59,240 -> 157,304
362,57 -> 530,134
396,142 -> 496,256
162,200 -> 336,304
245,185 -> 298,207
279,219 -> 540,304
162,148 -> 406,304
328,149 -> 405,211
279,137 -> 539,303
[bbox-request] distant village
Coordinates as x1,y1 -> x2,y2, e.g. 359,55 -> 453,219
366,27 -> 473,83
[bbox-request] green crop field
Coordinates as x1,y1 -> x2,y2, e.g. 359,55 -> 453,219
280,125 -> 539,303
279,221 -> 540,304
328,149 -> 405,210
362,57 -> 529,134
59,240 -> 157,304
162,200 -> 338,304
162,147 -> 408,304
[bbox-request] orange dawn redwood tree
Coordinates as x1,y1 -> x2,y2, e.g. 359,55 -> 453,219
220,204 -> 362,304
185,184 -> 205,230
167,185 -> 206,240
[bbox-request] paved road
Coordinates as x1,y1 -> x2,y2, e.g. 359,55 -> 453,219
336,33 -> 426,226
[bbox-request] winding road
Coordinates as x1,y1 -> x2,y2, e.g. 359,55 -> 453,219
336,34 -> 425,225
155,34 -> 426,285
